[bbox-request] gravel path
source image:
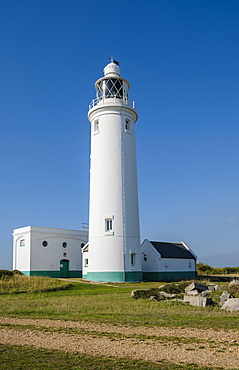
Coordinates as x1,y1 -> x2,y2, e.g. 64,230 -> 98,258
0,317 -> 239,368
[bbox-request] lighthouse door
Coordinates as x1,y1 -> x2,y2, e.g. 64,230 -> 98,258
60,259 -> 69,278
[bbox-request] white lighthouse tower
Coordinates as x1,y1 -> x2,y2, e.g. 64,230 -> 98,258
84,59 -> 142,282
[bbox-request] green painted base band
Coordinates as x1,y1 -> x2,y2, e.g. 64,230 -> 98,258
143,271 -> 196,281
21,270 -> 82,278
86,271 -> 142,282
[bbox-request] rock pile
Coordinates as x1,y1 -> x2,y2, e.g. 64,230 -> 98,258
131,279 -> 239,310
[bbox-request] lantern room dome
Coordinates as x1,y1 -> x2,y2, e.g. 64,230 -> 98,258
103,62 -> 121,77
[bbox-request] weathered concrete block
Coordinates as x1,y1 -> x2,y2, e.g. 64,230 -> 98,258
184,295 -> 213,307
187,290 -> 199,296
221,298 -> 239,312
228,279 -> 239,288
159,291 -> 177,298
201,290 -> 210,297
208,283 -> 221,291
220,291 -> 233,306
185,282 -> 208,294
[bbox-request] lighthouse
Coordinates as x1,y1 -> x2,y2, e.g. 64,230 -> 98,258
84,60 -> 142,282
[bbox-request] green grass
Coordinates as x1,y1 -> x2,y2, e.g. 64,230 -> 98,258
0,277 -> 239,329
0,344 -> 230,370
0,275 -> 72,294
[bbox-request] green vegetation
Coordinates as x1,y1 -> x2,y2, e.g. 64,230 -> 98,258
0,270 -> 14,278
197,262 -> 239,276
0,274 -> 73,294
0,344 -> 232,370
0,276 -> 239,329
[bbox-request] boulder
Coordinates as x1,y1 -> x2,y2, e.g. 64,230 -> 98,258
221,298 -> 239,312
228,279 -> 239,288
184,295 -> 213,307
201,290 -> 210,297
158,291 -> 177,298
185,282 -> 208,294
186,290 -> 199,296
149,295 -> 162,302
220,291 -> 233,306
208,283 -> 221,291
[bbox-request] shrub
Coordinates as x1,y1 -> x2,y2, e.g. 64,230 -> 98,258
12,270 -> 24,275
132,288 -> 162,299
158,281 -> 190,294
0,270 -> 14,278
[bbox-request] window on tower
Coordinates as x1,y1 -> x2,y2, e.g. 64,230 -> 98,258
105,219 -> 113,232
125,119 -> 130,132
94,120 -> 99,134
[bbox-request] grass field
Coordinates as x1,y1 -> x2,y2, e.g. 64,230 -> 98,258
0,276 -> 239,369
0,344 -> 222,370
0,277 -> 238,329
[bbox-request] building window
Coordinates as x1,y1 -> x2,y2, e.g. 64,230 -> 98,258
85,258 -> 88,267
131,253 -> 136,266
125,119 -> 130,132
94,120 -> 99,134
165,261 -> 168,268
42,240 -> 48,247
20,239 -> 25,247
189,260 -> 192,268
62,242 -> 67,248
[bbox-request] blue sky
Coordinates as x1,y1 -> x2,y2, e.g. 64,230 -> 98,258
1,0 -> 239,269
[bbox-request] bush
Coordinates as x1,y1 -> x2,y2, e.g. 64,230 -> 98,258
158,281 -> 190,294
12,270 -> 24,275
0,270 -> 13,278
197,262 -> 239,275
132,288 -> 162,299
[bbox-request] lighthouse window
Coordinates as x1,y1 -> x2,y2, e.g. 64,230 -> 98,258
62,242 -> 67,248
94,120 -> 99,134
98,78 -> 123,99
105,218 -> 113,232
84,258 -> 88,267
125,119 -> 130,132
42,240 -> 48,247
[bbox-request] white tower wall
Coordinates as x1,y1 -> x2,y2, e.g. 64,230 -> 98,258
86,62 -> 142,282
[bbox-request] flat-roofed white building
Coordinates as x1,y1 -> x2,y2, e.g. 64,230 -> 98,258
13,226 -> 88,278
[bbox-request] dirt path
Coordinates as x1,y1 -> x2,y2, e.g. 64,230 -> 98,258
0,317 -> 239,368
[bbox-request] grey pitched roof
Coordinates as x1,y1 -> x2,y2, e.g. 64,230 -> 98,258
150,241 -> 196,260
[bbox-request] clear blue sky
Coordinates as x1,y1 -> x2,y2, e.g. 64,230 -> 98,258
1,0 -> 239,269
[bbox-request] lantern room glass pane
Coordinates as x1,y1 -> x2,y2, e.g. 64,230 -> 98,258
97,78 -> 123,99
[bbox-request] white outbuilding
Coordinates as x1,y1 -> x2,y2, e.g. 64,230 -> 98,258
13,226 -> 88,277
141,239 -> 197,281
